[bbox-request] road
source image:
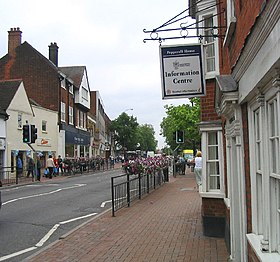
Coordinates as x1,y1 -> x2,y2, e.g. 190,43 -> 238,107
0,168 -> 122,262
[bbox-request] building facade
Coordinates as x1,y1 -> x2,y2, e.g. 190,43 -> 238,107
190,0 -> 280,261
0,80 -> 58,170
0,28 -> 92,159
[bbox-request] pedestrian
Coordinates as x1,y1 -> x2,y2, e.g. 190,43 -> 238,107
179,156 -> 186,175
58,155 -> 63,174
46,155 -> 55,179
36,155 -> 41,181
193,151 -> 202,187
26,156 -> 35,178
53,156 -> 59,177
16,155 -> 23,177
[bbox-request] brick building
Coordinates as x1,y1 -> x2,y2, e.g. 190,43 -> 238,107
0,28 -> 91,159
190,0 -> 280,261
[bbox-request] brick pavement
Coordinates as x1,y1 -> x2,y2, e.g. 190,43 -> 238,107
26,168 -> 229,262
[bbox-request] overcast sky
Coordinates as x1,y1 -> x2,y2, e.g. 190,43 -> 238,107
0,0 -> 196,149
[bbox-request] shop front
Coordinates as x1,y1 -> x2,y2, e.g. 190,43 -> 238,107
64,125 -> 90,158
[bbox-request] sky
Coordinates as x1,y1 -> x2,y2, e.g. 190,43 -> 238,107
0,0 -> 196,149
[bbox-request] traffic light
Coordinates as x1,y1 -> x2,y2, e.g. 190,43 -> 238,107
22,124 -> 31,143
30,125 -> 38,143
176,130 -> 184,143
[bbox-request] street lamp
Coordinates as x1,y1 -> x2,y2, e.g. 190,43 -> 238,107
124,108 -> 133,113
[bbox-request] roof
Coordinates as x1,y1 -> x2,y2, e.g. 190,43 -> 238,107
216,75 -> 238,92
0,80 -> 22,111
59,66 -> 86,88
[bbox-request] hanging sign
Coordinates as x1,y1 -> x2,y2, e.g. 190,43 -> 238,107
160,43 -> 206,99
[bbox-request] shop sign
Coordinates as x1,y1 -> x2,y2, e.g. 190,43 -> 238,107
38,138 -> 51,147
65,131 -> 90,145
160,43 -> 206,99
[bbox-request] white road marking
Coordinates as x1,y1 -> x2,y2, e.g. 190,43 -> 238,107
0,212 -> 97,261
0,247 -> 37,261
36,213 -> 97,247
2,184 -> 86,206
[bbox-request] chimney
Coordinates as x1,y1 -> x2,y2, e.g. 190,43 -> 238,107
8,27 -> 22,54
49,42 -> 59,66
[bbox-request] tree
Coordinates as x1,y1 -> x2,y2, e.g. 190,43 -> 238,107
137,124 -> 157,152
109,112 -> 139,151
160,98 -> 201,153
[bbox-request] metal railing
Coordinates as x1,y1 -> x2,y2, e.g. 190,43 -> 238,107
111,168 -> 167,216
0,167 -> 34,186
0,161 -> 120,187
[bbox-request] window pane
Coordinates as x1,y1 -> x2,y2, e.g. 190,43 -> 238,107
208,132 -> 218,145
208,146 -> 218,160
271,140 -> 277,173
209,162 -> 220,175
207,58 -> 215,72
270,102 -> 275,136
204,16 -> 213,27
18,113 -> 22,128
206,44 -> 215,57
256,173 -> 263,234
257,142 -> 261,170
42,121 -> 47,132
210,175 -> 220,190
255,111 -> 260,140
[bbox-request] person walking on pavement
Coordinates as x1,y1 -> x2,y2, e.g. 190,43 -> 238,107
26,156 -> 35,178
46,155 -> 55,179
58,155 -> 63,174
193,151 -> 202,187
16,155 -> 23,177
36,155 -> 41,181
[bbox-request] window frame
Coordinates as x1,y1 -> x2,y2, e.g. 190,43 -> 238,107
42,120 -> 47,133
197,7 -> 220,79
69,106 -> 73,125
17,112 -> 22,129
61,102 -> 66,122
224,0 -> 237,46
248,88 -> 280,256
200,125 -> 224,198
82,86 -> 88,102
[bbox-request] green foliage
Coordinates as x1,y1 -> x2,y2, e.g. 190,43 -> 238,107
110,112 -> 139,150
137,124 -> 157,152
110,113 -> 157,151
160,98 -> 201,151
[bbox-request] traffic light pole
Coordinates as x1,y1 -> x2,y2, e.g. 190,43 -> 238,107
173,145 -> 180,177
27,143 -> 37,182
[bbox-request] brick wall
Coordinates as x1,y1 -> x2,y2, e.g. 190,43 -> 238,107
200,79 -> 220,121
227,0 -> 264,69
201,198 -> 226,217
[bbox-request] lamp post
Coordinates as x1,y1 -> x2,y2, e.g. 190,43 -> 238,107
124,108 -> 133,114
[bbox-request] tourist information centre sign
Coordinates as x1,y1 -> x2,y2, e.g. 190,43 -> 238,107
160,44 -> 206,99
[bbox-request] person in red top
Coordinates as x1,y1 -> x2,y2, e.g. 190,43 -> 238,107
53,156 -> 59,176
